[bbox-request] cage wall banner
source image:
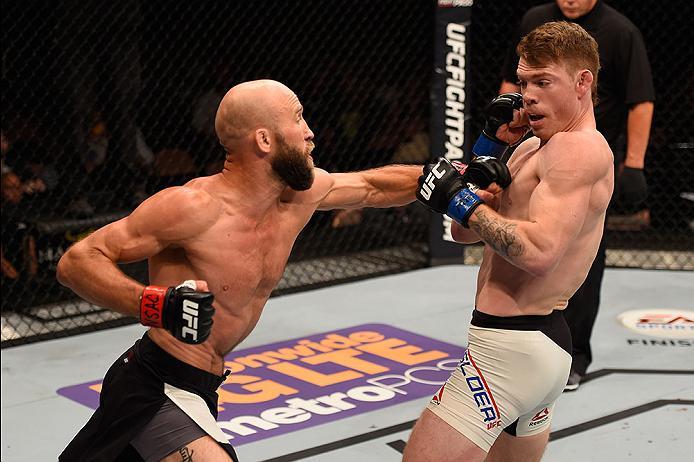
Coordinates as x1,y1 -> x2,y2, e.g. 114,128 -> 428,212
57,324 -> 464,445
429,0 -> 473,263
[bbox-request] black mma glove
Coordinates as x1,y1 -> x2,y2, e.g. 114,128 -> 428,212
461,156 -> 512,190
417,157 -> 511,227
140,281 -> 215,344
619,167 -> 648,206
416,158 -> 465,214
472,92 -> 524,159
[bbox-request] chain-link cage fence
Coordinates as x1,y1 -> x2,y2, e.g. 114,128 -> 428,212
1,0 -> 434,345
2,0 -> 692,346
469,0 -> 694,270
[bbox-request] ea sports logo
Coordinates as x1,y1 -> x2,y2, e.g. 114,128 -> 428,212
618,309 -> 694,339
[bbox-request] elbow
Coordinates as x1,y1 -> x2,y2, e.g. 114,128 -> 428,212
524,254 -> 560,277
55,253 -> 70,287
525,262 -> 551,278
56,247 -> 78,288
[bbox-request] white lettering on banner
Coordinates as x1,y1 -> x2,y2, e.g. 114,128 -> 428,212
438,0 -> 473,7
444,22 -> 466,161
217,360 -> 460,439
442,22 -> 467,242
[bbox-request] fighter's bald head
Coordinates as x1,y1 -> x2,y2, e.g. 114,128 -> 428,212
214,79 -> 297,151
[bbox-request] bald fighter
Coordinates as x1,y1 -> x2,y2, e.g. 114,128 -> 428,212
405,22 -> 614,462
57,80 -> 421,462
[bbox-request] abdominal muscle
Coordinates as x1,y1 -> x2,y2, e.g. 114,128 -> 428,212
474,247 -> 591,317
148,295 -> 267,376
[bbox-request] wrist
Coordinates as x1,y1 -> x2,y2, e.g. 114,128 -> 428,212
447,188 -> 484,228
623,161 -> 645,170
624,151 -> 646,169
472,132 -> 508,159
140,285 -> 169,328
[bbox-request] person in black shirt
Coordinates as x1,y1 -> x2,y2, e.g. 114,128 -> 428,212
499,0 -> 655,390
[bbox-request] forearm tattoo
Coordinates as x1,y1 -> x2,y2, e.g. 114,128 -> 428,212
471,209 -> 524,258
178,447 -> 195,461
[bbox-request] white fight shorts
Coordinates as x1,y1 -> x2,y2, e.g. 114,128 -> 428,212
427,309 -> 572,452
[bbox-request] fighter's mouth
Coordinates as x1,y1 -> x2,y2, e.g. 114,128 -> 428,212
306,141 -> 315,154
528,114 -> 544,121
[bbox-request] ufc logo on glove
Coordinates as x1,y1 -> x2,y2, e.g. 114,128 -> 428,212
419,163 -> 447,200
181,300 -> 199,341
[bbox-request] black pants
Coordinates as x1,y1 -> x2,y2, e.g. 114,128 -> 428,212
562,236 -> 607,376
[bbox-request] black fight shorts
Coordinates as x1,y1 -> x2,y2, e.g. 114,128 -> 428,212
59,332 -> 238,461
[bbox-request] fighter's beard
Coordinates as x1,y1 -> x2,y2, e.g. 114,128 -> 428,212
272,136 -> 315,191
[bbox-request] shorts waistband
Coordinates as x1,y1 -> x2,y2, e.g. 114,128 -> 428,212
471,309 -> 563,331
136,333 -> 228,392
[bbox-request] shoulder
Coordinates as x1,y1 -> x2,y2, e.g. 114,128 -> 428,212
281,168 -> 335,206
599,4 -> 641,37
148,184 -> 219,213
541,131 -> 612,178
514,136 -> 541,155
507,136 -> 541,168
130,184 -> 222,236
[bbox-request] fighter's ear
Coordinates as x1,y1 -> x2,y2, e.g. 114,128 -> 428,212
576,69 -> 593,99
254,128 -> 272,154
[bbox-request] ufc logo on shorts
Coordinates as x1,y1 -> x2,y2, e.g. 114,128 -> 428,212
419,162 -> 447,200
181,300 -> 199,341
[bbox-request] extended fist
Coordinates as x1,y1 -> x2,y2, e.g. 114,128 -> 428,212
140,280 -> 215,344
416,158 -> 465,214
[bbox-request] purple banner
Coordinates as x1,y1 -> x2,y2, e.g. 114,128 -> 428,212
57,324 -> 464,445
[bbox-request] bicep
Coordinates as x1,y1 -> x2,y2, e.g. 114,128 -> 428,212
527,169 -> 594,250
84,215 -> 168,264
316,172 -> 370,211
73,187 -> 218,263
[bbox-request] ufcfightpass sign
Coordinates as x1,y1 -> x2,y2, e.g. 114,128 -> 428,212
429,0 -> 472,262
57,324 -> 463,445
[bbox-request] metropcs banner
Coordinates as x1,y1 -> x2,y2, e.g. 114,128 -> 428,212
57,324 -> 464,445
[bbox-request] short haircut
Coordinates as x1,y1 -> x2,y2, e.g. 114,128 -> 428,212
517,21 -> 600,104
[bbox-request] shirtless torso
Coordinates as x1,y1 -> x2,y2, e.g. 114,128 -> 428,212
147,171 -> 336,374
475,129 -> 613,316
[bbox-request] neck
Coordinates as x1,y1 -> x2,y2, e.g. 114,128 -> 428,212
218,156 -> 286,216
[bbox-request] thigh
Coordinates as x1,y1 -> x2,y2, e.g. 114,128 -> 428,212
131,398 -> 237,462
485,427 -> 550,462
160,435 -> 233,462
403,409 -> 487,462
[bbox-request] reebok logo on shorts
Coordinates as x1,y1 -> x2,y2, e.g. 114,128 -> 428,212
459,350 -> 502,429
529,407 -> 550,426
